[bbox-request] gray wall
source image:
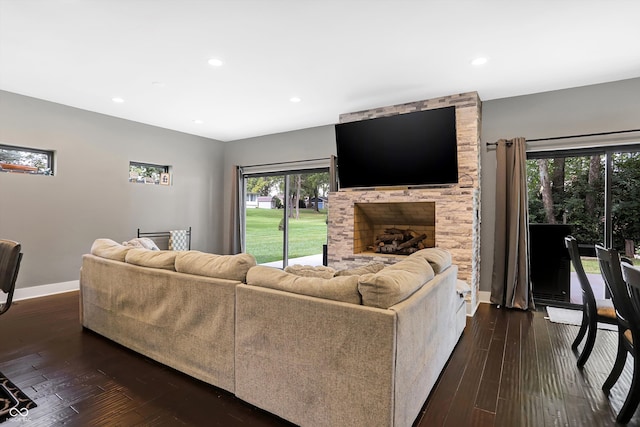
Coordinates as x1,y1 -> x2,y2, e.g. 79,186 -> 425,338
480,77 -> 640,294
0,90 -> 226,290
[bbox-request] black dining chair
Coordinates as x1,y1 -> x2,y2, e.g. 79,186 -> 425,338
0,239 -> 22,316
565,237 -> 617,368
596,244 -> 640,424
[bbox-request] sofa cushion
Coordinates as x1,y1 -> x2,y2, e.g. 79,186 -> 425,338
246,265 -> 361,304
284,264 -> 336,279
122,237 -> 160,250
175,251 -> 256,282
409,247 -> 452,274
358,256 -> 435,308
125,248 -> 177,270
91,238 -> 131,262
334,262 -> 386,277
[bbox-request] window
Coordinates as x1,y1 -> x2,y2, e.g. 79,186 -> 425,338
242,169 -> 330,267
0,144 -> 54,175
528,145 -> 640,251
129,161 -> 169,185
527,144 -> 640,305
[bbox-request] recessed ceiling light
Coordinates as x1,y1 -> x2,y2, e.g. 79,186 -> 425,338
193,119 -> 203,124
471,57 -> 488,66
290,97 -> 301,103
151,81 -> 166,87
112,97 -> 124,103
208,58 -> 223,67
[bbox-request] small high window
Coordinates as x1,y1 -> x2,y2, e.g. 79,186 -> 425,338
0,144 -> 54,175
129,161 -> 170,185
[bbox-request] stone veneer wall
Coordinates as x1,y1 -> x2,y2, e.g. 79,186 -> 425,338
328,92 -> 482,314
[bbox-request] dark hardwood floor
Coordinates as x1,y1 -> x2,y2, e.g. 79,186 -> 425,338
0,291 -> 638,426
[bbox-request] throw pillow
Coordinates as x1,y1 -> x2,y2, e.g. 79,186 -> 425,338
284,264 -> 336,279
125,248 -> 177,270
122,237 -> 160,251
334,262 -> 386,277
91,238 -> 131,262
409,247 -> 452,274
358,256 -> 435,308
246,266 -> 361,305
175,251 -> 257,282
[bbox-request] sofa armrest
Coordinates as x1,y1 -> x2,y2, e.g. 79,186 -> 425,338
389,265 -> 460,427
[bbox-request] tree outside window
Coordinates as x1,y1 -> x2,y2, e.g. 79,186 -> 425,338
0,144 -> 53,175
528,150 -> 640,252
129,162 -> 168,184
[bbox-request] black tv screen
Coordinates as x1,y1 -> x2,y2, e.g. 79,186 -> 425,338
335,106 -> 458,189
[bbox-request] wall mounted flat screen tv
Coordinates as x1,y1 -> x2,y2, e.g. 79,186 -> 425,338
335,106 -> 458,189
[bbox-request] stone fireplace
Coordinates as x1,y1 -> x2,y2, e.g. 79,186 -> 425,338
353,202 -> 435,254
327,92 -> 481,315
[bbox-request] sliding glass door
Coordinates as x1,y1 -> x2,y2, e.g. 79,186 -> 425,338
242,169 -> 330,268
244,173 -> 286,268
527,152 -> 605,304
610,151 -> 640,254
527,145 -> 640,305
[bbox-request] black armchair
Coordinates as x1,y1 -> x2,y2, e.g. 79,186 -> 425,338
0,239 -> 22,316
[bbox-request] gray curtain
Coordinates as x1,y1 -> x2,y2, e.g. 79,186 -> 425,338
229,165 -> 244,254
490,138 -> 534,310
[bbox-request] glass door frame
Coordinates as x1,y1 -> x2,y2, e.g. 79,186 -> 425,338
528,143 -> 640,305
240,166 -> 332,268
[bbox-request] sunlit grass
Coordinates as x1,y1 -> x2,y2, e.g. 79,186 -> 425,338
579,257 -> 600,274
575,256 -> 637,274
245,208 -> 328,264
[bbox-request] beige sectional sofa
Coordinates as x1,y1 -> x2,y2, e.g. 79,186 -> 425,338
80,239 -> 466,427
80,239 -> 256,393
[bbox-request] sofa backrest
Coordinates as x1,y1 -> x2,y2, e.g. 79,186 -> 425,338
358,256 -> 435,309
246,265 -> 361,304
90,238 -> 256,282
246,249 -> 453,309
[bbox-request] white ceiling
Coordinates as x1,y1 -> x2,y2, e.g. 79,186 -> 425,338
1,1 -> 639,142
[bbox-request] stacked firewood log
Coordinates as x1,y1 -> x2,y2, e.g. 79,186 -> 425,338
369,228 -> 427,255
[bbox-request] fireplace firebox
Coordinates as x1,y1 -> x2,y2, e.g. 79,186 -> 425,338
354,202 -> 435,255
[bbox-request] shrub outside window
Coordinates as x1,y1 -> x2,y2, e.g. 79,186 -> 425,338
129,161 -> 169,185
0,144 -> 54,175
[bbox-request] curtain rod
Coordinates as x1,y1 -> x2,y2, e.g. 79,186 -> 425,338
239,157 -> 331,169
485,128 -> 640,147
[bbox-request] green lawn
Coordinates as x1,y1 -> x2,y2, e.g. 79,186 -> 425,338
579,257 -> 600,274
245,208 -> 328,264
575,256 -> 637,274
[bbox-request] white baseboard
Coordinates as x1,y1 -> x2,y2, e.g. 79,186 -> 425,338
13,280 -> 79,301
478,290 -> 491,304
465,291 -> 492,317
